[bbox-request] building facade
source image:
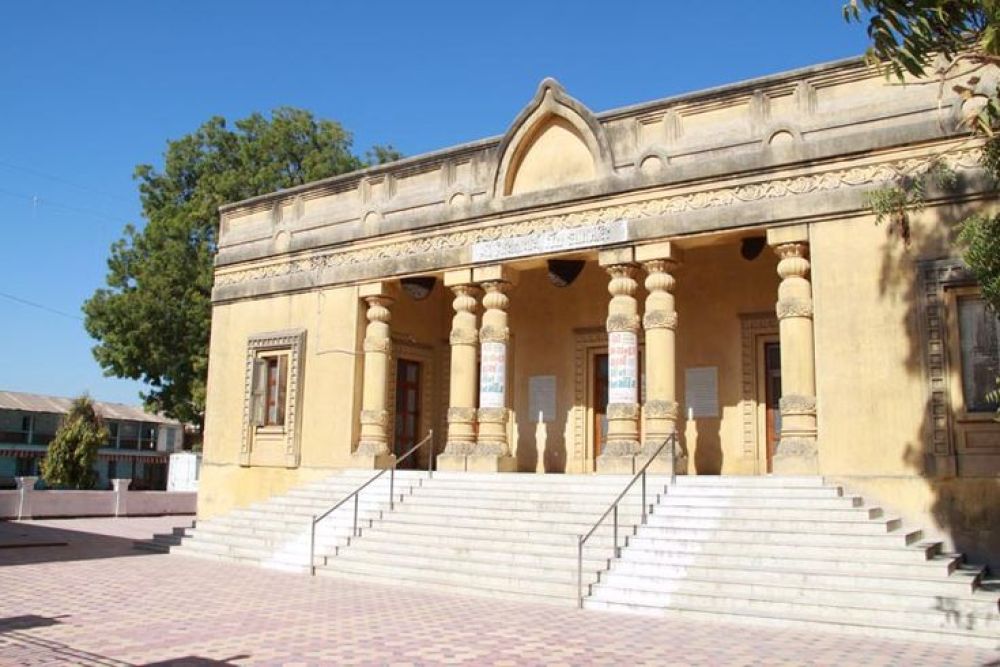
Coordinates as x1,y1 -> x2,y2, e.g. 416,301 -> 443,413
0,391 -> 184,490
203,57 -> 1000,566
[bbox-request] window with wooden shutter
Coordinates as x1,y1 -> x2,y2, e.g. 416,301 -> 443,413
252,358 -> 268,426
276,354 -> 288,426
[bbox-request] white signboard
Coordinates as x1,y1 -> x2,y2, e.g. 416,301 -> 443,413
479,341 -> 507,408
472,219 -> 629,263
608,331 -> 639,405
529,375 -> 557,422
685,366 -> 719,418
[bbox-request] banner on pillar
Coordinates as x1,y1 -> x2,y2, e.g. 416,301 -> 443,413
479,341 -> 507,408
608,331 -> 638,405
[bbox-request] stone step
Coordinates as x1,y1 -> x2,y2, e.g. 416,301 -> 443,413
624,535 -> 940,563
351,524 -> 618,553
642,514 -> 902,535
404,488 -> 648,505
395,495 -> 647,514
326,550 -> 602,586
317,558 -> 578,600
587,581 -> 1000,627
186,526 -> 346,549
605,560 -> 982,595
376,513 -> 641,538
334,539 -> 610,571
648,505 -> 881,521
663,486 -> 843,498
654,494 -> 864,509
170,544 -> 312,573
625,526 -> 921,549
582,597 -> 1000,648
671,475 -> 827,487
611,548 -> 958,576
392,503 -> 645,524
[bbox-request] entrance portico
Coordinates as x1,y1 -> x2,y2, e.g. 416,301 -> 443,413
345,226 -> 818,476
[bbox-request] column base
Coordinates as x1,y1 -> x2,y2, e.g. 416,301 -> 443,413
467,454 -> 517,472
436,453 -> 468,472
596,454 -> 635,474
772,437 -> 818,474
351,452 -> 396,470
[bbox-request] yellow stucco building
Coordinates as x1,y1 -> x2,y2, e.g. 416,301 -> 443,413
201,57 -> 1000,568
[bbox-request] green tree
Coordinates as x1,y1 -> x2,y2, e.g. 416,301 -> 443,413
40,395 -> 107,489
84,108 -> 400,428
845,1 -> 1000,305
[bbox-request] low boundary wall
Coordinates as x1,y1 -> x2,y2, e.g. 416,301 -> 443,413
0,477 -> 196,519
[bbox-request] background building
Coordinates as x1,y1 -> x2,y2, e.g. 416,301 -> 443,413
0,390 -> 184,490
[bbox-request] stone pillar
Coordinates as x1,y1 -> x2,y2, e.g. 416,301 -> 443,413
597,248 -> 641,474
353,282 -> 396,469
767,225 -> 819,473
469,265 -> 518,472
637,242 -> 686,474
15,476 -> 37,520
112,478 -> 131,517
438,269 -> 480,471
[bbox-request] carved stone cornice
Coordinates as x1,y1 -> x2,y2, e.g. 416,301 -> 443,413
644,399 -> 679,419
779,394 -> 817,416
776,297 -> 813,319
607,403 -> 640,419
600,440 -> 640,456
606,313 -> 640,333
215,148 -> 983,290
447,407 -> 477,424
643,310 -> 678,330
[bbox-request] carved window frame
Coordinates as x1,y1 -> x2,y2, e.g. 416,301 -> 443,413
916,258 -> 1000,476
240,328 -> 306,468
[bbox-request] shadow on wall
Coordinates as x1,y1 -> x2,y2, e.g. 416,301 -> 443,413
877,195 -> 1000,572
690,417 -> 723,475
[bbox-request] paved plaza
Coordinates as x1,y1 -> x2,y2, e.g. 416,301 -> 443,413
0,517 -> 997,666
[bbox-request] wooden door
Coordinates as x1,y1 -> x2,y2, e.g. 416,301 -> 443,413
763,342 -> 782,473
394,359 -> 421,469
594,353 -> 609,467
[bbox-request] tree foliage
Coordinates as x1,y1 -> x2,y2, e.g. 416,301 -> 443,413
84,108 -> 400,426
41,395 -> 107,489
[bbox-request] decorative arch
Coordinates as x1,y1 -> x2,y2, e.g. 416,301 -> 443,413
491,78 -> 614,198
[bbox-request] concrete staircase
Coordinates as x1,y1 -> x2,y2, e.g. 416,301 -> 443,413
313,471 -> 650,602
135,470 -> 425,571
136,471 -> 1000,648
584,475 -> 1000,648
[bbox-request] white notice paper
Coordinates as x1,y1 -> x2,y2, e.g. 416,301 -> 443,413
685,366 -> 719,418
529,375 -> 557,423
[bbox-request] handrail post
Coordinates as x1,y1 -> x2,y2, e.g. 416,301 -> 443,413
671,432 -> 677,487
641,469 -> 647,525
427,429 -> 434,479
613,504 -> 619,558
353,493 -> 359,537
309,515 -> 316,576
577,534 -> 583,609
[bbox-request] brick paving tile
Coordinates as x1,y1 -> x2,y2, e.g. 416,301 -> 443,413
0,517 -> 997,666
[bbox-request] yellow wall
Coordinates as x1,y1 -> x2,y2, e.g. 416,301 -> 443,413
199,285 -> 363,518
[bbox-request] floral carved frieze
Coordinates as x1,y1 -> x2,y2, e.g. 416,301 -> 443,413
477,407 -> 508,423
645,399 -> 679,419
479,324 -> 509,343
607,403 -> 640,419
215,148 -> 983,290
776,297 -> 814,319
643,310 -> 678,330
449,329 -> 478,346
447,407 -> 477,423
779,394 -> 817,416
363,338 -> 391,354
606,314 -> 641,333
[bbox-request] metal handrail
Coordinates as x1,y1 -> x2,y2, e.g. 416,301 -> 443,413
309,430 -> 434,575
576,431 -> 677,608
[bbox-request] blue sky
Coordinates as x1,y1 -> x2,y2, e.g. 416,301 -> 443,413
0,2 -> 869,407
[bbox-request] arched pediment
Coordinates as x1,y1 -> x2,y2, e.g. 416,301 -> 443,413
491,78 -> 614,198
